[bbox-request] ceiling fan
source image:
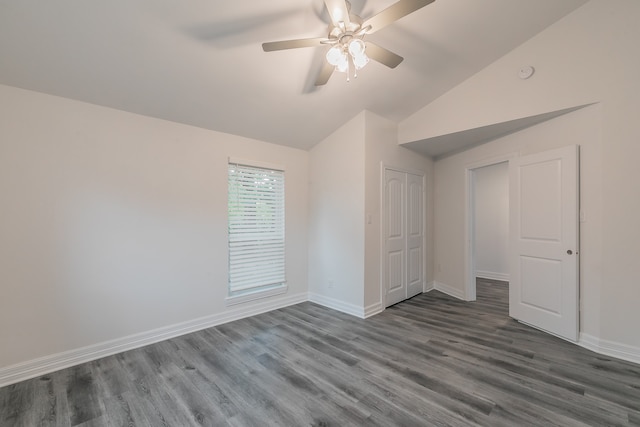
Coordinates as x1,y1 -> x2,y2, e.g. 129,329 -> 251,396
262,0 -> 435,86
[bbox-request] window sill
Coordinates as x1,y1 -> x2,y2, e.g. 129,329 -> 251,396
225,283 -> 288,307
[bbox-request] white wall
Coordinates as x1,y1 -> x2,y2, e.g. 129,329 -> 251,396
308,111 -> 433,316
474,162 -> 509,281
0,84 -> 309,376
308,112 -> 366,311
400,0 -> 640,354
363,111 -> 434,310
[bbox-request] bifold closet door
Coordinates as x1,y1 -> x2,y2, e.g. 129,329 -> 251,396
406,172 -> 424,299
384,168 -> 424,307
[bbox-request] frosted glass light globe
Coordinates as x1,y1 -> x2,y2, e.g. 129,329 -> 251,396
336,55 -> 349,73
348,39 -> 366,57
326,46 -> 344,66
353,53 -> 369,70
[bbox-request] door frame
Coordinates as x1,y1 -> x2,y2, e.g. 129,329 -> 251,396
464,153 -> 517,301
380,163 -> 427,308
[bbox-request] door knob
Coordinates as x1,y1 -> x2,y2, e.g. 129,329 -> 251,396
567,250 -> 573,255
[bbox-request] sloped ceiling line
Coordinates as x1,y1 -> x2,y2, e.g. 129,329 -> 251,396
400,104 -> 595,159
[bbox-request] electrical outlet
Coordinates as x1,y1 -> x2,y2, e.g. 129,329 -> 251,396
437,263 -> 442,273
328,279 -> 334,289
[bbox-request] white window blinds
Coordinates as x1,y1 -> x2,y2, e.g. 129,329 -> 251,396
228,162 -> 285,296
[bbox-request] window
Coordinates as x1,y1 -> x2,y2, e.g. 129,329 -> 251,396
227,160 -> 286,303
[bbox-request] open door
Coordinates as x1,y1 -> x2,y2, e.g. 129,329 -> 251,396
509,145 -> 579,341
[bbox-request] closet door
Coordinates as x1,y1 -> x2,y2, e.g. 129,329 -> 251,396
406,173 -> 424,299
384,169 -> 407,307
384,168 -> 424,307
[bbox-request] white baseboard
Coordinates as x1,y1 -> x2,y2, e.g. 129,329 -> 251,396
364,301 -> 384,318
578,333 -> 640,365
433,281 -> 466,300
476,271 -> 510,282
308,292 -> 367,318
5,290 -> 638,388
0,292 -> 308,388
423,281 -> 435,292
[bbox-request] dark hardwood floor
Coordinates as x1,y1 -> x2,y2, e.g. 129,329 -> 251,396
2,279 -> 639,426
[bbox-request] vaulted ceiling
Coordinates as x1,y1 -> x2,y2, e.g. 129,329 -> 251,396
0,0 -> 588,150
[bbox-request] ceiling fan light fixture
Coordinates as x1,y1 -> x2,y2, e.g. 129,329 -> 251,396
348,38 -> 365,57
336,56 -> 349,73
262,0 -> 435,86
326,46 -> 345,66
353,52 -> 369,70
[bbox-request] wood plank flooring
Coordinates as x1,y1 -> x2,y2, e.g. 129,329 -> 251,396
2,279 -> 640,426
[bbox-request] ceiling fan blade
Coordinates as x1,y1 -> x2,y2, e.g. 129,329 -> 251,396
324,0 -> 351,27
315,61 -> 335,86
188,9 -> 302,44
262,37 -> 329,52
366,42 -> 404,68
362,0 -> 435,34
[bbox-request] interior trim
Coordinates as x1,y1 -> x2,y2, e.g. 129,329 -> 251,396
579,332 -> 640,365
433,281 -> 466,300
308,292 -> 365,318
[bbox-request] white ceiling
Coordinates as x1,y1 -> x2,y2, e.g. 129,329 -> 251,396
0,0 -> 588,151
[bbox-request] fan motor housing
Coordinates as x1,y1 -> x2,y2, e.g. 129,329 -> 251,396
328,14 -> 363,39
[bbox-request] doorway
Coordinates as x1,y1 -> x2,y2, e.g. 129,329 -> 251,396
464,147 -> 579,342
465,154 -> 515,301
473,162 -> 509,280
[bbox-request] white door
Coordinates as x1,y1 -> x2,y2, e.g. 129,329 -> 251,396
509,145 -> 579,341
384,169 -> 424,307
385,169 -> 406,307
407,173 -> 424,298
